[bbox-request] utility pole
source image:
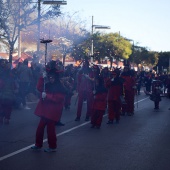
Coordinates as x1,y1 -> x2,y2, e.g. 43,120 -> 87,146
90,16 -> 110,63
91,16 -> 94,63
37,0 -> 67,59
37,0 -> 41,58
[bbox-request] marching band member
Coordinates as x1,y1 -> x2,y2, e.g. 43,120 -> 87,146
31,62 -> 67,152
120,66 -> 136,116
75,59 -> 95,121
91,76 -> 107,128
105,70 -> 124,124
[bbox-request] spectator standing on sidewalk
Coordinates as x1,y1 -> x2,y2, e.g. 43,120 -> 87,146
17,59 -> 33,109
0,61 -> 18,124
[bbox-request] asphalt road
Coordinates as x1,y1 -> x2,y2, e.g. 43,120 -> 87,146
0,90 -> 170,170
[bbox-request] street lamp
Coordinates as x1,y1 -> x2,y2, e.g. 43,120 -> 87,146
43,0 -> 67,5
124,38 -> 135,68
37,0 -> 67,58
91,16 -> 110,63
40,38 -> 52,66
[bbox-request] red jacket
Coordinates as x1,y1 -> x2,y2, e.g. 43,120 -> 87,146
93,92 -> 107,111
34,77 -> 66,121
106,77 -> 124,101
77,69 -> 94,93
121,75 -> 136,91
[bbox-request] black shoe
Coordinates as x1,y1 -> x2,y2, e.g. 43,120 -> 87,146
116,119 -> 119,124
107,120 -> 113,124
154,107 -> 159,110
91,124 -> 95,128
75,117 -> 80,121
127,112 -> 132,116
96,125 -> 100,129
56,121 -> 65,126
85,116 -> 89,121
121,112 -> 125,116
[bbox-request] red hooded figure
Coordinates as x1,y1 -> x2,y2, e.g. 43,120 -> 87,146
75,59 -> 95,121
31,65 -> 67,152
120,67 -> 136,116
91,76 -> 108,128
105,70 -> 124,124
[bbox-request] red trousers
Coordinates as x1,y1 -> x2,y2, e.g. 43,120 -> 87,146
108,100 -> 121,121
35,117 -> 57,148
122,90 -> 135,113
91,109 -> 105,126
76,91 -> 93,118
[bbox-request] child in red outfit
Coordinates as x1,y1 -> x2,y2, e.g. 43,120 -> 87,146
91,76 -> 108,129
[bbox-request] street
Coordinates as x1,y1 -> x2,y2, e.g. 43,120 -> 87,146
0,91 -> 170,170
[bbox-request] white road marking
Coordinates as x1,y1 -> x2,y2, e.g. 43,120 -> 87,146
0,97 -> 149,161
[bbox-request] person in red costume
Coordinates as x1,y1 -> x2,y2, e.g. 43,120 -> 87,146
75,59 -> 95,121
120,66 -> 136,116
105,69 -> 124,124
101,67 -> 110,82
31,66 -> 67,152
91,76 -> 108,129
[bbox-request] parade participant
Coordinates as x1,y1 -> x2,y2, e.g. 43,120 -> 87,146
75,58 -> 95,121
105,70 -> 124,124
120,66 -> 136,116
91,76 -> 108,128
149,79 -> 163,110
46,60 -> 66,126
100,67 -> 110,84
0,61 -> 17,124
31,66 -> 67,152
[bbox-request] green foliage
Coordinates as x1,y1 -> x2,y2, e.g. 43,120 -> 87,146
95,33 -> 132,60
155,52 -> 170,72
0,0 -> 61,62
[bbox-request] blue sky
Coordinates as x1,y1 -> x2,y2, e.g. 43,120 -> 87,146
61,0 -> 170,52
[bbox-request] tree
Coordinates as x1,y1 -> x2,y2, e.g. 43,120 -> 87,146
155,52 -> 170,72
93,32 -> 132,67
0,0 -> 61,62
20,11 -> 89,62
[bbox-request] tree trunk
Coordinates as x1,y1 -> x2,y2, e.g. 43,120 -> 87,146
9,42 -> 14,63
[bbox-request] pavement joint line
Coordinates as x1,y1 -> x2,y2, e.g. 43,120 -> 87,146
0,97 -> 149,162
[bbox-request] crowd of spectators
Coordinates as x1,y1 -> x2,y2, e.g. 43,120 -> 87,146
0,57 -> 170,125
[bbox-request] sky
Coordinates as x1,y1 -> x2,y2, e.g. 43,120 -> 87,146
60,0 -> 170,52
